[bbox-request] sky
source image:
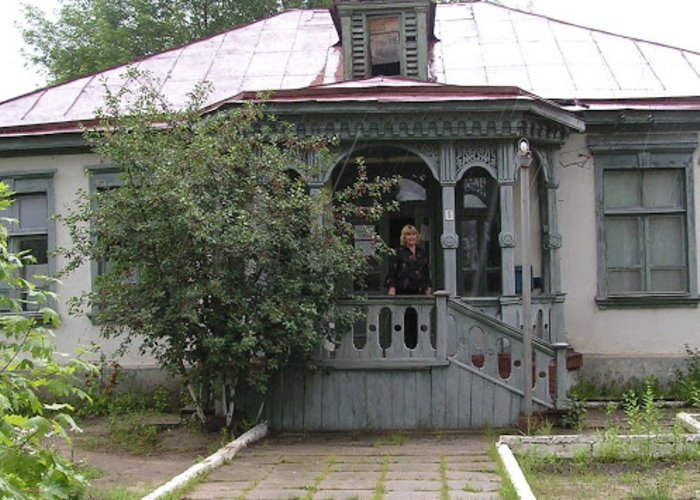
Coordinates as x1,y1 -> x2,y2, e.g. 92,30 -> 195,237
1,0 -> 699,102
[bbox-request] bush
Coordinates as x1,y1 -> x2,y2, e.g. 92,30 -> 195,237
0,182 -> 96,499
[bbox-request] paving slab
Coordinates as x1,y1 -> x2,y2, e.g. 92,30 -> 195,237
314,490 -> 375,500
383,479 -> 442,491
184,431 -> 501,499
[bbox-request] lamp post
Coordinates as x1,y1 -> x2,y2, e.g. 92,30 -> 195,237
516,138 -> 533,417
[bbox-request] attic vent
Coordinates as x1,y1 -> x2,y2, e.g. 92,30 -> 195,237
351,14 -> 368,78
403,12 -> 419,78
368,16 -> 401,76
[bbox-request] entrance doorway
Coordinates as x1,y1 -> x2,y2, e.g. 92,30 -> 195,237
331,146 -> 441,294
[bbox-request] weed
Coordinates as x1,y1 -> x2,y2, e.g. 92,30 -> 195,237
560,390 -> 587,431
534,419 -> 554,436
673,344 -> 700,407
438,455 -> 448,500
373,454 -> 389,500
301,454 -> 336,499
374,431 -> 405,446
463,483 -> 482,493
106,413 -> 160,454
488,441 -> 517,500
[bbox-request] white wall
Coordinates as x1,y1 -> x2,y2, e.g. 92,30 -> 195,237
0,153 -> 154,367
558,133 -> 700,359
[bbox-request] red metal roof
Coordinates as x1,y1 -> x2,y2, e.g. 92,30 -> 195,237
1,1 -> 700,136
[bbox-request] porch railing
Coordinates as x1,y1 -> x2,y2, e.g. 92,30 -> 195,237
320,295 -> 447,369
320,291 -> 568,408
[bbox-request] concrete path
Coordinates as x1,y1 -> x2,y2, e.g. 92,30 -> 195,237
185,431 -> 501,499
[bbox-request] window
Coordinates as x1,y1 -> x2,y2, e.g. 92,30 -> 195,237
368,16 -> 401,76
0,172 -> 54,313
458,168 -> 501,296
591,134 -> 699,307
88,167 -> 121,283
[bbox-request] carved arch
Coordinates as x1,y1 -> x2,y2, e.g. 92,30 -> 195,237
456,163 -> 498,182
324,143 -> 440,184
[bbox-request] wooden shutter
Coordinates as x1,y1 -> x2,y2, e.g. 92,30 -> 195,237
351,13 -> 368,78
403,11 -> 419,78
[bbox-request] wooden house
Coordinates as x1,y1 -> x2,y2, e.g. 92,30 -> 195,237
1,0 -> 699,429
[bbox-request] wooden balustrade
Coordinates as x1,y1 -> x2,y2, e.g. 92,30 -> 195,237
320,292 -> 567,408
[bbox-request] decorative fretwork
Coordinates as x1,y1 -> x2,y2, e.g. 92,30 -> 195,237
290,114 -> 570,143
455,142 -> 497,171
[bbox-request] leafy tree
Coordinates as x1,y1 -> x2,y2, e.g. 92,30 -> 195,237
0,182 -> 95,499
20,0 -> 332,84
58,70 -> 396,427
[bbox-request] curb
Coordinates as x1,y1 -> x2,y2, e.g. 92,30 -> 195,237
496,441 -> 535,500
141,421 -> 269,500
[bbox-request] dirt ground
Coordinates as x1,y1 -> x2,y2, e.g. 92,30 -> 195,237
61,415 -> 222,498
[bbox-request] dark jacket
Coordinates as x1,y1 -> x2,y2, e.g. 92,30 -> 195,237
385,245 -> 431,294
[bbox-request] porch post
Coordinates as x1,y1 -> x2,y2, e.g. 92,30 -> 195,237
542,148 -> 566,344
497,142 -> 518,325
439,142 -> 459,296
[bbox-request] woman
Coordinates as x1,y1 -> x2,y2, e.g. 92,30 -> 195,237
385,224 -> 432,296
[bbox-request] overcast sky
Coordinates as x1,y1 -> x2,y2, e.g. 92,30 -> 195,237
1,0 -> 699,102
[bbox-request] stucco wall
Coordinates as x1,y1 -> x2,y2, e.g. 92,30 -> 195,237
0,153 -> 154,367
558,133 -> 700,366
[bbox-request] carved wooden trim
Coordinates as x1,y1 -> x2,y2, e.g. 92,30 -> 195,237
291,114 -> 569,142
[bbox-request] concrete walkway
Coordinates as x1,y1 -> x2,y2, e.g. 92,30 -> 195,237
185,431 -> 501,499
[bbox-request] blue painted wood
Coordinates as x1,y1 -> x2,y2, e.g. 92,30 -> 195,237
262,295 -> 562,431
303,372 -> 323,430
321,371 -> 339,430
430,366 -> 446,428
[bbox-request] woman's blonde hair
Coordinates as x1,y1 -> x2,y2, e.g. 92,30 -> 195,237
399,224 -> 421,246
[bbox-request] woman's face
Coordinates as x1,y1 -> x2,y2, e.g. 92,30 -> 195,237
404,231 -> 418,245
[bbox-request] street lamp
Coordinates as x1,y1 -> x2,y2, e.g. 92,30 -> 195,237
516,138 -> 533,417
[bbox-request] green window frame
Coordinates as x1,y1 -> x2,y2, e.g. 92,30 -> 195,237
591,134 -> 699,308
0,170 -> 56,314
87,166 -> 121,285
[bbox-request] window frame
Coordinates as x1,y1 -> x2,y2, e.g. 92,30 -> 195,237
591,133 -> 699,308
86,165 -> 121,286
0,170 -> 56,315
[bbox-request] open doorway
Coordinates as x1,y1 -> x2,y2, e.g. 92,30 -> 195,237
331,146 -> 441,295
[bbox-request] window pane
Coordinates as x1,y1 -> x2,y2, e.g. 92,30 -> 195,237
18,236 -> 48,264
608,270 -> 642,293
18,194 -> 47,229
606,217 -> 640,267
643,170 -> 683,208
604,171 -> 641,209
650,269 -> 685,291
649,216 -> 684,266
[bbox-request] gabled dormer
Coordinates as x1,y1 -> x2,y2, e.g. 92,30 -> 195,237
332,0 -> 435,81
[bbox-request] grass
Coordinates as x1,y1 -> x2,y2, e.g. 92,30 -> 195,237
518,455 -> 700,499
301,454 -> 336,499
373,454 -> 390,500
374,431 -> 405,447
438,455 -> 448,500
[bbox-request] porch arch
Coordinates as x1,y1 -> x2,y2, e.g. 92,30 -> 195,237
328,145 -> 443,293
456,162 -> 497,182
325,142 -> 440,184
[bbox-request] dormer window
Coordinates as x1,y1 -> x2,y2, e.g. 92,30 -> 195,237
368,16 -> 401,76
333,0 -> 435,81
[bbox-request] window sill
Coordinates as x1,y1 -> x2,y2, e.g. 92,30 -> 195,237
596,294 -> 700,309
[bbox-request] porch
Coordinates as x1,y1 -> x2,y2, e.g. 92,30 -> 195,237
266,292 -> 571,430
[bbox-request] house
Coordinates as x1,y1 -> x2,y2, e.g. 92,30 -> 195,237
0,0 -> 699,429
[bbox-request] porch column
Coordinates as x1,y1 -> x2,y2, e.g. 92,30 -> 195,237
497,143 -> 518,326
541,148 -> 566,343
439,142 -> 458,296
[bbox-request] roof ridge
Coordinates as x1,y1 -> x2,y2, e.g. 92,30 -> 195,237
479,0 -> 700,56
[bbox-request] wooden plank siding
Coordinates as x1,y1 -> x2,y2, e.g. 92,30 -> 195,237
264,361 -> 543,430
